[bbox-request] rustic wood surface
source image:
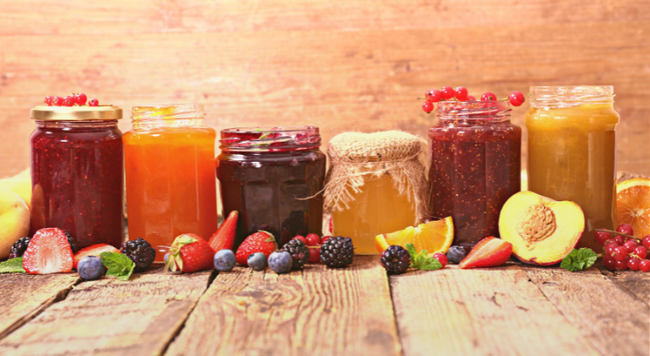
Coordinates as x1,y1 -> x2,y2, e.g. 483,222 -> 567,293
524,266 -> 649,356
0,268 -> 212,356
0,257 -> 648,355
390,264 -> 599,356
0,273 -> 79,339
0,0 -> 649,178
166,256 -> 401,356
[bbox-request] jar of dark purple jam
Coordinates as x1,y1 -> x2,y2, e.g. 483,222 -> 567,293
217,126 -> 326,249
428,101 -> 521,248
30,106 -> 124,249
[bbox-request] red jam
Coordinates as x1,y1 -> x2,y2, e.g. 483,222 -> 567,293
428,101 -> 521,247
30,109 -> 124,249
217,127 -> 326,248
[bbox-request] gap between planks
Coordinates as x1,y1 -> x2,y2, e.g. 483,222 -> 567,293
164,255 -> 402,356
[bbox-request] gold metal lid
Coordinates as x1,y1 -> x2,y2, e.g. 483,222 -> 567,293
30,105 -> 123,121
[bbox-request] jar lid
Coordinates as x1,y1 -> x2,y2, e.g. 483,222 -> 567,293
30,105 -> 123,121
328,131 -> 423,163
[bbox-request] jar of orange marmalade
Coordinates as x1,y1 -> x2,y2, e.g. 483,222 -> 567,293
123,105 -> 218,261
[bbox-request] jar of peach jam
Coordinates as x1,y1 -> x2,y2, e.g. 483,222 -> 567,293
525,86 -> 619,250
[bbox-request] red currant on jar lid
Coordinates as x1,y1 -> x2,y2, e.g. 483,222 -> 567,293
75,93 -> 87,106
508,91 -> 525,106
454,87 -> 468,101
422,101 -> 434,114
426,89 -> 442,103
88,98 -> 99,106
481,92 -> 497,101
440,86 -> 454,100
63,96 -> 75,107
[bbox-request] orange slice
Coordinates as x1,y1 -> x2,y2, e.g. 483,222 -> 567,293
617,178 -> 650,238
375,217 -> 454,255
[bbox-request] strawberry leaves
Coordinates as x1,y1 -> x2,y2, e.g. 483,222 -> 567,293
405,243 -> 443,271
561,248 -> 598,272
164,234 -> 197,273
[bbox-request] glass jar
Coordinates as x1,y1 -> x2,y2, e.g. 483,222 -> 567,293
217,126 -> 326,249
526,86 -> 619,250
124,104 -> 218,261
429,101 -> 521,248
326,131 -> 428,254
30,105 -> 124,249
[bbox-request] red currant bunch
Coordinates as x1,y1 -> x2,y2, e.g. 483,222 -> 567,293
598,224 -> 650,273
420,87 -> 526,114
44,93 -> 98,107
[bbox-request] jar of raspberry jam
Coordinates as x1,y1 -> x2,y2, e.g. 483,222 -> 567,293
428,100 -> 521,247
30,105 -> 124,249
217,126 -> 327,249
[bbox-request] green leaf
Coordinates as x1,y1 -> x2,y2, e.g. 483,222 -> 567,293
417,258 -> 443,271
405,243 -> 443,271
561,248 -> 598,272
405,243 -> 418,261
0,257 -> 26,273
100,252 -> 135,281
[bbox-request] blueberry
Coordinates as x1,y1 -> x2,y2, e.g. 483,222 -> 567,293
248,252 -> 268,271
446,246 -> 468,264
213,249 -> 236,272
164,252 -> 170,264
77,256 -> 106,280
268,251 -> 293,274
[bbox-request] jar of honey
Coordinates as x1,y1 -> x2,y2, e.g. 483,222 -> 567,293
325,131 -> 428,254
124,104 -> 218,261
525,86 -> 619,250
30,105 -> 124,249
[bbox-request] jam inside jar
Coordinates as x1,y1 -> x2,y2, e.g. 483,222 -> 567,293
30,106 -> 124,249
217,126 -> 326,249
428,101 -> 521,247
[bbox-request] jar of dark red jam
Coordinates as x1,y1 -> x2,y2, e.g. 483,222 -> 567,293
217,126 -> 327,249
30,105 -> 124,249
428,101 -> 521,248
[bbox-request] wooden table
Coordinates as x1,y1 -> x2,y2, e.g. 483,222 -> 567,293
0,256 -> 647,355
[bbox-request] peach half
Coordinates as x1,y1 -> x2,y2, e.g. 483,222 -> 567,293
0,188 -> 30,259
498,191 -> 584,265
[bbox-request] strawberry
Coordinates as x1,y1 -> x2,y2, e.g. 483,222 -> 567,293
23,228 -> 73,274
459,236 -> 513,269
73,244 -> 119,269
235,231 -> 276,266
208,210 -> 238,252
165,233 -> 215,273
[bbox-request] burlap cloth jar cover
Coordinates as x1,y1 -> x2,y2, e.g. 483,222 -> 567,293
323,131 -> 428,225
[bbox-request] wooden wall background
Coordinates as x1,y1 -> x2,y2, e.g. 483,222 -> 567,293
1,0 -> 649,177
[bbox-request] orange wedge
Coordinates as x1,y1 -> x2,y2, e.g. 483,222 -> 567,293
375,217 -> 454,255
617,178 -> 650,238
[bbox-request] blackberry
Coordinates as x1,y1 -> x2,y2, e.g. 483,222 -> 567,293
381,245 -> 410,275
281,239 -> 310,269
9,237 -> 31,259
64,231 -> 79,253
121,238 -> 156,272
320,236 -> 354,268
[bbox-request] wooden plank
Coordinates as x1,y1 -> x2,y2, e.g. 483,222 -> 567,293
391,264 -> 599,356
524,266 -> 649,356
0,273 -> 79,340
0,268 -> 212,356
598,266 -> 650,306
165,256 -> 401,356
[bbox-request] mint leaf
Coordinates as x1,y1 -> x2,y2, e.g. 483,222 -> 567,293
100,252 -> 135,281
561,248 -> 598,272
405,243 -> 443,271
0,257 -> 26,273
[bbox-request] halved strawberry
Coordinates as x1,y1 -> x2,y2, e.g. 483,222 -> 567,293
208,210 -> 238,252
23,228 -> 73,274
235,231 -> 276,266
165,233 -> 215,273
459,237 -> 513,269
73,244 -> 119,269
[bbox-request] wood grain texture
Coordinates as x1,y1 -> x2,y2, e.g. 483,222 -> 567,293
0,273 -> 79,339
390,264 -> 599,356
0,268 -> 212,356
165,256 -> 401,356
598,265 -> 650,306
524,266 -> 649,356
0,0 -> 649,177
